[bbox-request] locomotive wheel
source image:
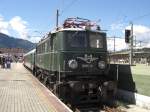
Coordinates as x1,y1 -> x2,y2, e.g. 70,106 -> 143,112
34,69 -> 38,77
43,76 -> 48,85
32,68 -> 36,76
37,73 -> 42,81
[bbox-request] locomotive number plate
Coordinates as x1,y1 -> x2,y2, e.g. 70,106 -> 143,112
82,64 -> 93,68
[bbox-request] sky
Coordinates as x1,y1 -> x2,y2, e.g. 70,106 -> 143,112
0,0 -> 150,51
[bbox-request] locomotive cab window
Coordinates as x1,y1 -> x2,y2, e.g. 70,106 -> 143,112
67,31 -> 87,48
89,33 -> 103,48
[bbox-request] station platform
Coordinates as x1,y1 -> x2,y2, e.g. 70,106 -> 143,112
0,63 -> 72,112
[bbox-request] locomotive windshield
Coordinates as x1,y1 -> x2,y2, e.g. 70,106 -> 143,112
89,33 -> 103,48
66,31 -> 104,49
67,31 -> 87,48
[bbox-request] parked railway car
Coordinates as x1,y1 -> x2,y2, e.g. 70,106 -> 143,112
24,18 -> 117,107
23,49 -> 35,71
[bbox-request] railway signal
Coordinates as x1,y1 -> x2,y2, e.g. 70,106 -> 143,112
125,29 -> 131,43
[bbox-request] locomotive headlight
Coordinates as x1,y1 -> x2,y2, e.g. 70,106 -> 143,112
98,61 -> 105,69
68,59 -> 78,69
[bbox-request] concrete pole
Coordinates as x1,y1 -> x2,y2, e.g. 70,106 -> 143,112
139,41 -> 142,47
114,36 -> 116,53
134,36 -> 136,47
130,22 -> 134,65
56,9 -> 59,29
114,36 -> 116,64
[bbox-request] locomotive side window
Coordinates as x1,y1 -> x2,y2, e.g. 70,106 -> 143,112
38,45 -> 42,53
45,42 -> 47,52
47,38 -> 51,52
67,32 -> 87,48
51,33 -> 56,50
89,33 -> 103,48
42,44 -> 44,53
40,45 -> 42,53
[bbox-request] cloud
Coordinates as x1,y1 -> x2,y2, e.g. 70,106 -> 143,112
110,23 -> 124,31
29,36 -> 41,43
9,16 -> 29,39
107,38 -> 128,51
126,24 -> 150,35
146,43 -> 150,47
125,25 -> 150,47
110,17 -> 127,31
0,15 -> 9,35
0,15 -> 41,43
0,15 -> 29,39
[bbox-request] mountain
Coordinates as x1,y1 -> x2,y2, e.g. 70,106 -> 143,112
0,33 -> 36,52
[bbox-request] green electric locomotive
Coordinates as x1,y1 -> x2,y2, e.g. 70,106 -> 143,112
25,17 -> 117,107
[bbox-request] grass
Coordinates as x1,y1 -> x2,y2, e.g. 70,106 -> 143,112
131,64 -> 150,96
131,64 -> 150,76
132,75 -> 150,96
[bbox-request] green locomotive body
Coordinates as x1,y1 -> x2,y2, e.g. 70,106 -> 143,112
36,29 -> 107,75
24,49 -> 35,71
24,18 -> 117,106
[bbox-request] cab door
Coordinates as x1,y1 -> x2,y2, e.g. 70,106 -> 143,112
51,33 -> 58,72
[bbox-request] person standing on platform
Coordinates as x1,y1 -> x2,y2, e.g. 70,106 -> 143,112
0,56 -> 2,68
6,57 -> 11,69
2,56 -> 6,68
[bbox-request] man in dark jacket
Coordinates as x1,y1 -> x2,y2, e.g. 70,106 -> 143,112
6,57 -> 11,69
2,56 -> 6,68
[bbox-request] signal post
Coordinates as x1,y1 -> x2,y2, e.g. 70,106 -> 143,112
130,22 -> 134,65
125,22 -> 134,65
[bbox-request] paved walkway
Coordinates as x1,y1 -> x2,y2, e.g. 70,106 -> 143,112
0,63 -> 72,112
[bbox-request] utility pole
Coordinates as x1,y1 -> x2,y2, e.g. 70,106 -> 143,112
139,41 -> 142,47
114,36 -> 116,53
114,36 -> 116,64
134,35 -> 136,47
56,9 -> 59,29
130,22 -> 134,65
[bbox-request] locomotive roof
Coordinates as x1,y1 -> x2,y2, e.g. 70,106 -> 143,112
37,27 -> 106,45
51,27 -> 85,33
38,17 -> 106,45
51,27 -> 104,34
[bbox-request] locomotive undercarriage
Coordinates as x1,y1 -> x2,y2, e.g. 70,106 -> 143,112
34,66 -> 117,107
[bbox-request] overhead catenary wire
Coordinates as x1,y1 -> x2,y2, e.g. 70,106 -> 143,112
48,0 -> 79,30
111,12 -> 150,30
52,0 -> 80,29
59,0 -> 79,16
130,12 -> 150,22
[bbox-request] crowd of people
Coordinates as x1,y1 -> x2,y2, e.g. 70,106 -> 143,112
0,56 -> 12,69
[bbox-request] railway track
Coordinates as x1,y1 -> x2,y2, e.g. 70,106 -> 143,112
72,105 -> 125,112
38,75 -> 150,112
103,106 -> 125,112
39,77 -> 124,112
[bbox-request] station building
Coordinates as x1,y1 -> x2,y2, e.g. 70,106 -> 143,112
0,48 -> 25,62
110,48 -> 150,64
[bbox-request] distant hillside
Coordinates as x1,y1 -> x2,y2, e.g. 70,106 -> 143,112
0,33 -> 36,52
